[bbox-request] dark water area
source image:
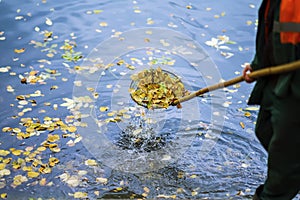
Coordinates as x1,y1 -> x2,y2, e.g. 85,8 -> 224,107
0,0 -> 279,199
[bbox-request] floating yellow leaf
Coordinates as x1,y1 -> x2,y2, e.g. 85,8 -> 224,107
0,169 -> 10,176
22,166 -> 32,172
49,157 -> 59,167
11,149 -> 23,156
47,134 -> 60,142
0,193 -> 7,199
12,175 -> 28,187
28,171 -> 40,178
2,127 -> 12,132
44,31 -> 52,38
14,48 -> 26,54
244,112 -> 251,117
39,178 -> 47,186
40,166 -> 52,174
99,22 -> 108,27
0,150 -> 10,156
49,146 -> 61,153
96,177 -> 108,184
6,85 -> 14,93
157,194 -> 176,199
99,106 -> 109,112
0,163 -> 6,170
191,191 -> 198,196
12,128 -> 21,133
85,159 -> 97,166
37,146 -> 47,152
245,106 -> 259,111
240,122 -> 245,129
73,192 -> 88,198
190,174 -> 198,178
93,9 -> 103,14
144,187 -> 150,193
67,126 -> 77,133
3,158 -> 12,164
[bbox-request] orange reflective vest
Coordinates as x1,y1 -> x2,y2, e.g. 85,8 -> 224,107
274,0 -> 300,44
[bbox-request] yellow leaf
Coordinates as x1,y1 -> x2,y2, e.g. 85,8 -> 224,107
3,158 -> 12,164
191,191 -> 198,196
0,150 -> 10,156
67,126 -> 77,133
22,166 -> 32,171
37,146 -> 47,152
190,174 -> 197,178
93,9 -> 103,14
73,192 -> 88,198
85,159 -> 97,166
99,22 -> 108,27
46,53 -> 54,58
0,163 -> 6,170
39,178 -> 47,186
0,193 -> 7,199
96,177 -> 108,184
245,106 -> 259,111
2,127 -> 12,132
28,171 -> 40,178
244,112 -> 251,117
240,122 -> 245,129
47,134 -> 60,142
0,169 -> 10,176
14,48 -> 26,53
50,146 -> 61,153
144,187 -> 150,193
49,157 -> 59,167
100,106 -> 109,112
11,149 -> 23,156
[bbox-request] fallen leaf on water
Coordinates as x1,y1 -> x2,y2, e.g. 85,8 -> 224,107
47,134 -> 60,142
39,178 -> 47,186
0,169 -> 10,176
6,85 -> 14,93
99,106 -> 109,112
244,112 -> 251,117
12,175 -> 28,188
240,122 -> 245,129
67,126 -> 77,133
0,193 -> 7,199
73,192 -> 88,199
14,48 -> 26,53
93,9 -> 103,14
245,106 -> 259,111
157,194 -> 177,199
96,177 -> 108,184
0,150 -> 10,156
85,159 -> 97,166
27,171 -> 40,178
0,164 -> 6,170
99,22 -> 108,27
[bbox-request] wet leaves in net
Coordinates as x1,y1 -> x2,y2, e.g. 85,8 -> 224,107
130,67 -> 189,109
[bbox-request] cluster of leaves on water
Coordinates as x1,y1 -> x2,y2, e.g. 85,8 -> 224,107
130,67 -> 189,109
60,40 -> 83,63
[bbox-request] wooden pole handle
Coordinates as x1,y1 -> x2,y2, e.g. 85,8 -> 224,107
173,60 -> 300,105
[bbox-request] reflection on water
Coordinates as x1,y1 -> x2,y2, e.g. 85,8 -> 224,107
0,0 -> 271,199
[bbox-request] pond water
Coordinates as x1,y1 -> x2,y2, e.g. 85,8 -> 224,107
0,0 -> 273,199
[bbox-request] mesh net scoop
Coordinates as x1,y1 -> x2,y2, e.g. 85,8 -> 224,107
129,67 -> 190,109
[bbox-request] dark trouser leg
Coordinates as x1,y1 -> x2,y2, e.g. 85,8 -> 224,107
254,84 -> 300,200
